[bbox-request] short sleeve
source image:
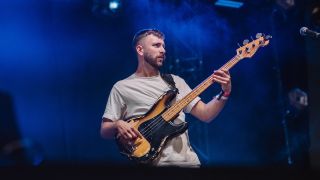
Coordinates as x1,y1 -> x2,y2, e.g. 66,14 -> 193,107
102,85 -> 126,121
173,75 -> 201,113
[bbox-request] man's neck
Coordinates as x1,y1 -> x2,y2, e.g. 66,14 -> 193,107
135,68 -> 159,77
135,60 -> 160,77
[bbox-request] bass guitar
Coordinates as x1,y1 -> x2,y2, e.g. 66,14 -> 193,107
116,33 -> 271,164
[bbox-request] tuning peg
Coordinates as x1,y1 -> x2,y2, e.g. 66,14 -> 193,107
265,35 -> 272,39
243,39 -> 249,45
250,36 -> 254,41
237,43 -> 241,48
256,33 -> 262,38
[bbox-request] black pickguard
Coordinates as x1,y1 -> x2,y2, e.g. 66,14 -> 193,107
131,115 -> 188,163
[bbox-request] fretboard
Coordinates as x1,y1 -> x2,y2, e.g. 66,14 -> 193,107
162,54 -> 242,121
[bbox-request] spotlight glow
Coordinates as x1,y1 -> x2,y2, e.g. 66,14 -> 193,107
109,0 -> 121,13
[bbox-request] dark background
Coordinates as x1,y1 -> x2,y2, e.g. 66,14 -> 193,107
1,0 -> 320,178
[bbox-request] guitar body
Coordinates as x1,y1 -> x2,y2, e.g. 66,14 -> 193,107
116,89 -> 188,164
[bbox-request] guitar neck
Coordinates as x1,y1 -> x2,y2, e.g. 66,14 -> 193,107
162,54 -> 242,121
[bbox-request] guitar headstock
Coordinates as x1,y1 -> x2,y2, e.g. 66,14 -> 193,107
236,33 -> 271,59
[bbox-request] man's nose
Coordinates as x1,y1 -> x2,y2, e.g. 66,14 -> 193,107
160,46 -> 166,53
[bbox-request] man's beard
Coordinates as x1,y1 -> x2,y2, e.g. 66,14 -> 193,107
144,52 -> 164,70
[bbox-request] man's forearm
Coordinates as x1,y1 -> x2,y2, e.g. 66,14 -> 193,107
203,97 -> 227,122
191,97 -> 228,123
100,119 -> 117,139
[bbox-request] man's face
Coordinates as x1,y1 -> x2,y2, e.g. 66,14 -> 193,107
140,34 -> 166,69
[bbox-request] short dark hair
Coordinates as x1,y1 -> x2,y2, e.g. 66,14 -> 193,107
132,28 -> 165,48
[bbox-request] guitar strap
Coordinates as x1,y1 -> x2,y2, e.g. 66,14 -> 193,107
160,73 -> 179,94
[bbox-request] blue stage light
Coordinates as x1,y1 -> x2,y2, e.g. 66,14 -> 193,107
109,0 -> 121,13
215,0 -> 244,9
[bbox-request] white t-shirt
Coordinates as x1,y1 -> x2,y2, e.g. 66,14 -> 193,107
103,73 -> 201,167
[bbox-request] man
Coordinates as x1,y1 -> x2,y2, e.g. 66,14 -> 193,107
100,29 -> 231,168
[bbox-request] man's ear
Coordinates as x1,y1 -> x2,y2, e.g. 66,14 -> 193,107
136,45 -> 143,56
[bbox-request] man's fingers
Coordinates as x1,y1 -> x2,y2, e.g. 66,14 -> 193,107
124,132 -> 133,140
126,129 -> 137,139
221,69 -> 230,74
213,79 -> 228,84
213,76 -> 230,84
213,75 -> 229,82
132,127 -> 142,138
214,70 -> 230,79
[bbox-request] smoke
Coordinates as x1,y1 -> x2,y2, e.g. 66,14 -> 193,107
126,0 -> 232,52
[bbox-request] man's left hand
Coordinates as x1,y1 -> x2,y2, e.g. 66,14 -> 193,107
212,69 -> 232,94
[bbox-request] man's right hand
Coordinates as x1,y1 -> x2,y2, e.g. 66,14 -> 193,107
115,120 -> 142,145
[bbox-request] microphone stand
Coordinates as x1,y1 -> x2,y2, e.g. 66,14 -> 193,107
282,110 -> 293,165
